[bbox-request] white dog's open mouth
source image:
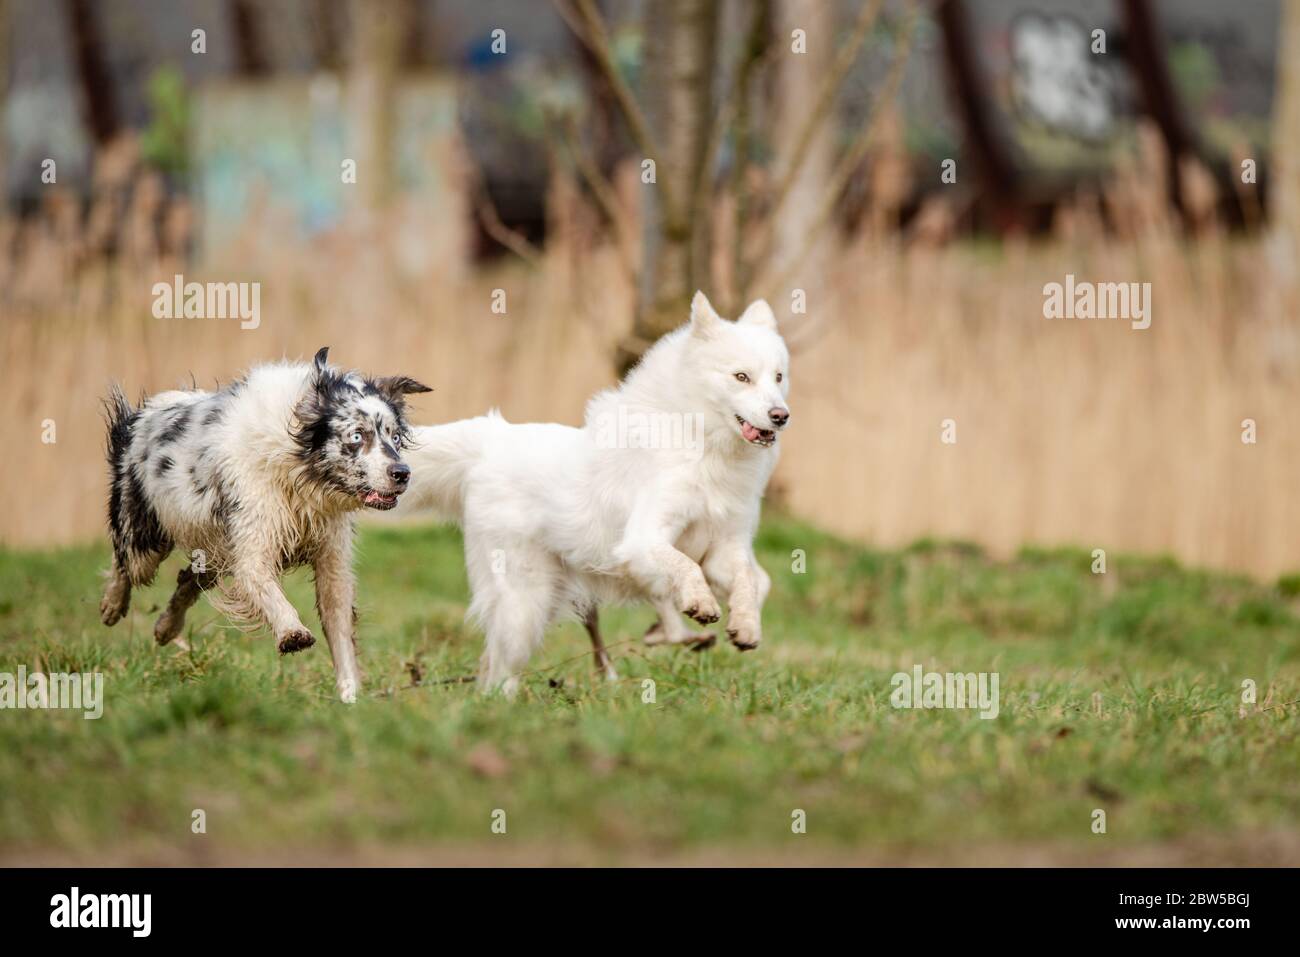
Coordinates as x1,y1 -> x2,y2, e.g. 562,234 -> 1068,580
360,489 -> 400,510
735,415 -> 776,447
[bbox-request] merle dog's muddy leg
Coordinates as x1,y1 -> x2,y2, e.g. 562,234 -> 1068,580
582,606 -> 619,681
231,550 -> 315,655
100,555 -> 133,626
154,563 -> 217,645
101,548 -> 167,626
313,523 -> 362,703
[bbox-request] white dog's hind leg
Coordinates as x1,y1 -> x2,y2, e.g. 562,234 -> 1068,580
470,544 -> 554,697
642,596 -> 715,648
581,606 -> 619,681
478,595 -> 549,697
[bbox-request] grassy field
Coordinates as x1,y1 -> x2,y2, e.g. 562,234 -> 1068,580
1,515 -> 1299,865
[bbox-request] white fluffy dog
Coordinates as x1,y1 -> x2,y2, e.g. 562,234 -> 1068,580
398,291 -> 791,694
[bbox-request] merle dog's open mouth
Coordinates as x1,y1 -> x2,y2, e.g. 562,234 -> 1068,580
735,415 -> 776,447
361,489 -> 400,510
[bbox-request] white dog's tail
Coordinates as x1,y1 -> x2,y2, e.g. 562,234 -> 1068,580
397,414 -> 497,523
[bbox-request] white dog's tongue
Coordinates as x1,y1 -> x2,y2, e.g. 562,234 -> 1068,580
741,420 -> 764,443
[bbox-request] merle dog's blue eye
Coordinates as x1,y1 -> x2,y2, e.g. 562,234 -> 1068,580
349,431 -> 363,445
392,434 -> 401,449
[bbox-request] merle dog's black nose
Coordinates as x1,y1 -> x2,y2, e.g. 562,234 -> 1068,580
768,407 -> 790,428
388,463 -> 410,485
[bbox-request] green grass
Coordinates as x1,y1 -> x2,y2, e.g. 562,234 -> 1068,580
1,516 -> 1299,863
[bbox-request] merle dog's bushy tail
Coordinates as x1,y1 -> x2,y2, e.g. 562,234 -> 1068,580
102,384 -> 176,583
103,385 -> 135,471
102,385 -> 138,570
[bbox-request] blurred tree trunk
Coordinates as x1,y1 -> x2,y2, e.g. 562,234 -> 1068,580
0,0 -> 8,209
311,0 -> 345,71
229,0 -> 269,76
62,0 -> 119,145
349,0 -> 408,212
935,0 -> 1023,232
1121,0 -> 1195,216
1273,0 -> 1300,292
402,0 -> 428,69
770,0 -> 831,295
622,0 -> 719,373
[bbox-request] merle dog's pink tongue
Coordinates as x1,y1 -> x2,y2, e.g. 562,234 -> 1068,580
741,420 -> 762,442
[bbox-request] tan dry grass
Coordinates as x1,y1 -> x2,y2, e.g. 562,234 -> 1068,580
3,189 -> 1299,579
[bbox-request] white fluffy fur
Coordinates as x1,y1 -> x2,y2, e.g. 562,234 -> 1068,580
397,292 -> 791,694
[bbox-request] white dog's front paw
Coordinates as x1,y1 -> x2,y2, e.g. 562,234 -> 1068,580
677,583 -> 720,625
726,612 -> 762,651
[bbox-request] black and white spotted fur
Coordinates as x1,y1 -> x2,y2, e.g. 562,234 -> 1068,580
99,347 -> 430,702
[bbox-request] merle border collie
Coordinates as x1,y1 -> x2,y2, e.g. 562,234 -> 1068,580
99,347 -> 430,702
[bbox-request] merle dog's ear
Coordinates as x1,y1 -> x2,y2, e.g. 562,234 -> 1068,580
374,376 -> 433,404
313,347 -> 330,374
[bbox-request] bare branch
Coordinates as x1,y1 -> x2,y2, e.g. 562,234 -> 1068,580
471,169 -> 542,267
554,114 -> 640,283
759,0 -> 919,302
554,0 -> 679,217
722,0 -> 776,306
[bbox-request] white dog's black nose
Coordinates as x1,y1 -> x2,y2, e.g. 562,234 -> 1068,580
388,463 -> 410,485
768,407 -> 789,428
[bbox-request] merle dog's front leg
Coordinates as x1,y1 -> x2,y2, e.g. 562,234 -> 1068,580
313,524 -> 361,703
231,551 -> 315,655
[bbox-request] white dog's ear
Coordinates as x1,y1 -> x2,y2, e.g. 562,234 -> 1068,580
690,290 -> 722,339
737,299 -> 777,330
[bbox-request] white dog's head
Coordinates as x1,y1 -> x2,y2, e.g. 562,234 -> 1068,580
682,291 -> 791,449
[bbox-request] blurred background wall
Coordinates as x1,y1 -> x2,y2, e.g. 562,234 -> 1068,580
3,0 -> 1300,580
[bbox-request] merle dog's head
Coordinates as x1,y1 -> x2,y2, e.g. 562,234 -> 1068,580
291,347 -> 431,510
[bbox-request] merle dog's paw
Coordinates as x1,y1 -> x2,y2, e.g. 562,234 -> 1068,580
277,629 -> 316,655
100,591 -> 129,627
153,613 -> 182,646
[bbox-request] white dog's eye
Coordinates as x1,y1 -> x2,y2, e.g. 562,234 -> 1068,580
776,372 -> 783,383
349,431 -> 363,445
734,372 -> 750,383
